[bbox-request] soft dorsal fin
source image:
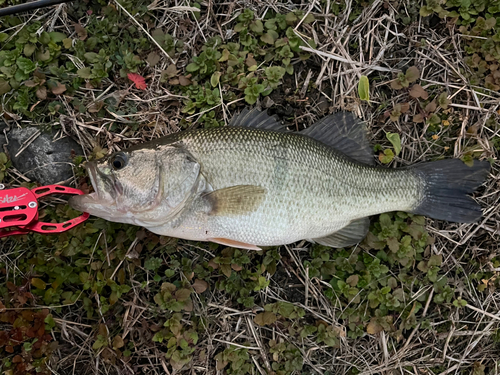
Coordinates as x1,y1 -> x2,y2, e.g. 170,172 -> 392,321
229,108 -> 286,132
309,217 -> 370,248
301,112 -> 375,165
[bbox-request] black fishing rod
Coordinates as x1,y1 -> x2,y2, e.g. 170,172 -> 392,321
0,0 -> 74,17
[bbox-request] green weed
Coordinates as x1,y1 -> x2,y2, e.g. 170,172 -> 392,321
0,2 -> 152,121
215,346 -> 254,374
152,313 -> 199,370
173,9 -> 316,124
421,0 -> 500,91
304,212 -> 468,339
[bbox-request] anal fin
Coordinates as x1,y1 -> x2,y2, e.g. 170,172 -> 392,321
209,237 -> 262,251
310,217 -> 370,248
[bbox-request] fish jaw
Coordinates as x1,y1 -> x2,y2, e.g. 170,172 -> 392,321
69,192 -> 114,217
68,161 -> 128,222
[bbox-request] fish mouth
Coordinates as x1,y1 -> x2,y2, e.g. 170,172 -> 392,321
68,161 -> 114,213
86,161 -> 100,198
68,188 -> 100,213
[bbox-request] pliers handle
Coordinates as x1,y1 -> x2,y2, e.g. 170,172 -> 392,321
0,185 -> 89,238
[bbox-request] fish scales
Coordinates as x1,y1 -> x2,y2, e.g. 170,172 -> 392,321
165,126 -> 421,246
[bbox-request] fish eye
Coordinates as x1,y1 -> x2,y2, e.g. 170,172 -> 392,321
111,153 -> 128,170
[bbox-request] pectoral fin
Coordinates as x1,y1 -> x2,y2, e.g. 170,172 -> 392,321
310,217 -> 370,248
209,237 -> 262,250
204,185 -> 266,216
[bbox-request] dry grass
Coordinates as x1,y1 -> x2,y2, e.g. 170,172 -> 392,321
1,0 -> 499,374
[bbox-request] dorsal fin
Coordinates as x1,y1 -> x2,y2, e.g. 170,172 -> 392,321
228,108 -> 286,132
301,112 -> 375,165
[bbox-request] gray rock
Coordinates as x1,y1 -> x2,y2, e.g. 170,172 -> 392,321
0,134 -> 7,154
7,127 -> 83,185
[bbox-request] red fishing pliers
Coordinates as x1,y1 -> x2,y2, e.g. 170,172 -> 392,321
0,185 -> 89,238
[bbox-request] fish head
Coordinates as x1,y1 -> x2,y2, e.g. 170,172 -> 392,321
69,148 -> 165,224
69,145 -> 204,227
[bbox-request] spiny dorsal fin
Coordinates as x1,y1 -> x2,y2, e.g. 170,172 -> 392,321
301,112 -> 375,165
229,108 -> 286,132
204,185 -> 267,216
309,217 -> 370,248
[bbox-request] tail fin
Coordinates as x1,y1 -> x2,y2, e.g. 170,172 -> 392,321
411,159 -> 490,223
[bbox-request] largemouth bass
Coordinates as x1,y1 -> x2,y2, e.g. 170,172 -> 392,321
69,108 -> 490,250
